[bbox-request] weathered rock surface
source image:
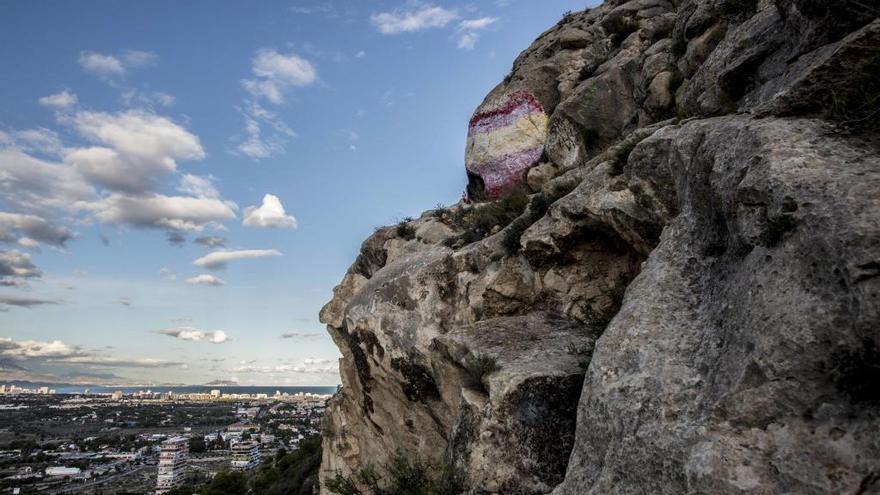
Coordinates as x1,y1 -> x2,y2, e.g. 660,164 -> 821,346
320,0 -> 879,493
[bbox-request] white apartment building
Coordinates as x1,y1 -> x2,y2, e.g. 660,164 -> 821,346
230,441 -> 260,471
156,436 -> 188,494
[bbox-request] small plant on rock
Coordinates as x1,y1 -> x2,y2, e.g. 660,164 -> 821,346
466,353 -> 501,382
395,218 -> 416,240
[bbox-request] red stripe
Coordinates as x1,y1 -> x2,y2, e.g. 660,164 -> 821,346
469,91 -> 544,128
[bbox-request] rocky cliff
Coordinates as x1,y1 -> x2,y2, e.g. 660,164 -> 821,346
319,0 -> 880,493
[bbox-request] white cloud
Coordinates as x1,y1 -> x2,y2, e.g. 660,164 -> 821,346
17,238 -> 40,251
234,96 -> 299,160
90,193 -> 237,232
457,17 -> 498,50
459,17 -> 497,30
186,274 -> 225,286
0,212 -> 75,247
159,267 -> 176,281
121,89 -> 175,109
0,250 -> 41,282
120,49 -> 158,68
236,116 -> 285,159
78,50 -> 158,78
280,332 -> 322,339
67,110 -> 204,193
178,174 -> 220,199
39,90 -> 78,110
0,338 -> 78,358
243,49 -> 317,104
155,327 -> 230,344
194,236 -> 226,248
0,148 -> 94,214
79,51 -> 126,77
242,194 -> 297,229
232,357 -> 337,375
355,50 -> 367,58
193,249 -> 282,270
371,6 -> 459,34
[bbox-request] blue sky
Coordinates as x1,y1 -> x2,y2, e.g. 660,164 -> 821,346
0,0 -> 592,386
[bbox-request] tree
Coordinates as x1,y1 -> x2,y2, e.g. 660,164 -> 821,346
188,436 -> 206,453
202,471 -> 248,495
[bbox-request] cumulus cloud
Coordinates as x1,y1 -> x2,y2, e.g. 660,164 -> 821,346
0,212 -> 75,247
17,238 -> 40,251
1,128 -> 65,156
78,50 -> 158,78
242,194 -> 297,229
457,17 -> 498,50
39,90 -> 78,110
186,274 -> 225,286
79,51 -> 126,77
66,110 -> 205,193
0,338 -> 79,358
194,236 -> 227,248
0,337 -> 180,372
155,327 -> 230,344
193,249 -> 282,270
0,250 -> 42,286
243,49 -> 317,104
91,193 -> 237,232
0,147 -> 94,214
235,50 -> 313,159
371,5 -> 458,34
159,267 -> 176,281
0,107 -> 235,244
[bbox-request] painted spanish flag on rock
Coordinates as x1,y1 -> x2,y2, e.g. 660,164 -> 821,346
465,91 -> 549,199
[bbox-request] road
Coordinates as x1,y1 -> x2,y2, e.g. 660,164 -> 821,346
49,464 -> 150,494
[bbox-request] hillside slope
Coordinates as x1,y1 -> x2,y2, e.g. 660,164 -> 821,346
319,1 -> 880,493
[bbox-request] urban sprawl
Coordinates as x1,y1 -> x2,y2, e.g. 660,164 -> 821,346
0,385 -> 331,494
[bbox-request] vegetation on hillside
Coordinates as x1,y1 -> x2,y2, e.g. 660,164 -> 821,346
165,435 -> 322,495
325,451 -> 463,495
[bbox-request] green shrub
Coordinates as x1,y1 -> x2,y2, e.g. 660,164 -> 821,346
396,218 -> 416,240
325,451 -> 463,495
448,188 -> 530,248
466,353 -> 501,382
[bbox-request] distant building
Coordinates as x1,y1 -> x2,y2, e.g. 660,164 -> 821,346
227,422 -> 257,433
230,441 -> 260,471
45,466 -> 81,476
210,389 -> 221,398
110,390 -> 124,400
156,436 -> 188,494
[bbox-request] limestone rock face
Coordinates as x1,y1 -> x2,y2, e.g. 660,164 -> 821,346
320,0 -> 879,493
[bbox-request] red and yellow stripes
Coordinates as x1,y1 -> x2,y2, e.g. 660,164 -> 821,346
465,91 -> 548,198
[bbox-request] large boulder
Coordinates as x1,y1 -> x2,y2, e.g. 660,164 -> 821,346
319,1 -> 879,493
